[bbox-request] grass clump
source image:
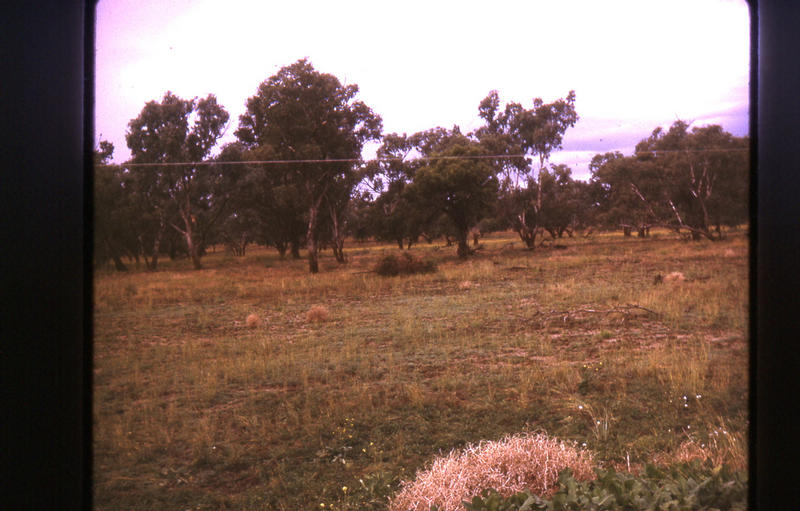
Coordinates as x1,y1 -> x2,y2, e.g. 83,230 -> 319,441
245,313 -> 261,328
375,252 -> 437,277
389,432 -> 595,511
306,305 -> 331,323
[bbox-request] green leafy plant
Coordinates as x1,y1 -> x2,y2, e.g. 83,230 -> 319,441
353,471 -> 404,510
460,461 -> 747,511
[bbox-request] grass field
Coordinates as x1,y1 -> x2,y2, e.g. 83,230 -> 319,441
92,230 -> 749,510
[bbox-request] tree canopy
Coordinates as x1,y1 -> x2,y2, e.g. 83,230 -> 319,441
93,64 -> 750,273
591,121 -> 748,240
125,91 -> 230,269
236,59 -> 382,273
406,130 -> 499,258
475,90 -> 578,247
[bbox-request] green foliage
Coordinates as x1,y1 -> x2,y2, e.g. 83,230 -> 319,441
461,462 -> 747,511
94,145 -> 138,271
365,133 -> 432,249
375,252 -> 437,276
123,91 -> 230,269
474,90 -> 579,249
351,471 -> 404,510
590,121 -> 748,241
407,132 -> 499,258
235,58 -> 382,272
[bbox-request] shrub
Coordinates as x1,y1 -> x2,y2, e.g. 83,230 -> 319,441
306,305 -> 330,323
389,433 -> 595,511
375,252 -> 437,277
461,461 -> 747,511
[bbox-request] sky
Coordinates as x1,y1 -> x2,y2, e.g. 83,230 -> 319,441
95,0 -> 750,181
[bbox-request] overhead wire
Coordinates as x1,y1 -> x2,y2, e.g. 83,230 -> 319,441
96,147 -> 748,169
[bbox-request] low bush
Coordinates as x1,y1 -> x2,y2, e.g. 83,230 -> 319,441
461,460 -> 747,511
375,252 -> 437,277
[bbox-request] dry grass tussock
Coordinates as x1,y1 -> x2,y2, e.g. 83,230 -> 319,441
389,433 -> 595,511
245,313 -> 261,328
306,305 -> 330,323
663,271 -> 686,283
653,425 -> 747,472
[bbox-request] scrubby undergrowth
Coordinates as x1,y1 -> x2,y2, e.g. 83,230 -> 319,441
375,252 -> 438,276
462,461 -> 747,511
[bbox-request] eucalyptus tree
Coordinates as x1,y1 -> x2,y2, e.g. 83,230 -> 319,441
589,151 -> 657,236
591,122 -> 748,240
538,163 -> 581,239
93,141 -> 137,271
365,132 -> 430,249
474,90 -> 578,247
324,163 -> 371,263
406,129 -> 499,258
634,121 -> 748,239
205,142 -> 259,256
236,59 -> 382,273
125,91 -> 229,269
219,143 -> 307,259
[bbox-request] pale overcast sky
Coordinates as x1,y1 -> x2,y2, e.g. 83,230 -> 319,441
95,0 -> 750,181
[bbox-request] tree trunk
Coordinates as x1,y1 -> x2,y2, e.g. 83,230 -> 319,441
516,210 -> 537,248
307,202 -> 320,274
457,235 -> 470,259
104,239 -> 128,271
111,254 -> 128,272
290,239 -> 301,259
329,204 -> 346,264
517,225 -> 537,249
147,218 -> 164,270
185,232 -> 202,269
179,212 -> 203,270
333,242 -> 345,263
276,241 -> 288,259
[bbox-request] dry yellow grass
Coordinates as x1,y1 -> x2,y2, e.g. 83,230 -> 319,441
91,231 -> 749,509
652,420 -> 747,472
389,433 -> 595,511
663,271 -> 686,283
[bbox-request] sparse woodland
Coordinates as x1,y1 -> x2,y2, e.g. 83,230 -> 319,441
93,59 -> 749,510
94,60 -> 749,274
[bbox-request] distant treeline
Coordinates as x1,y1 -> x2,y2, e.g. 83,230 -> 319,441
94,59 -> 749,273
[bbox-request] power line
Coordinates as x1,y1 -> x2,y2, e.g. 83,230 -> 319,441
98,154 -> 531,168
633,148 -> 749,155
96,148 -> 747,169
